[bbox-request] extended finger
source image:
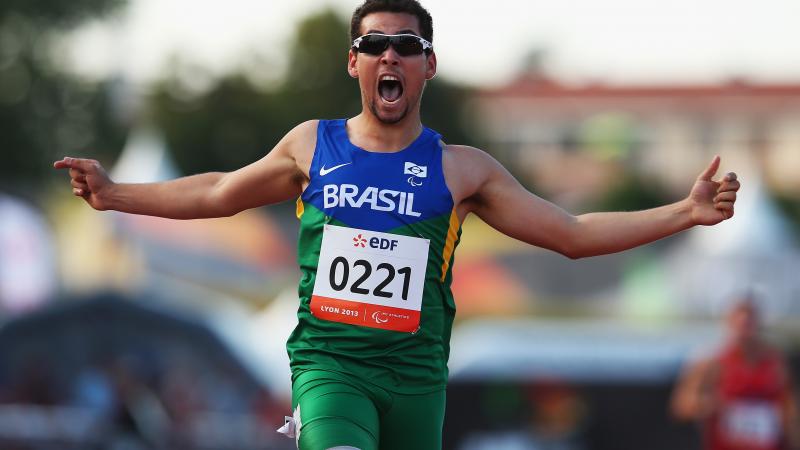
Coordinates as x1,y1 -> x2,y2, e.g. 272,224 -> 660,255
714,191 -> 737,203
54,157 -> 97,172
698,155 -> 721,181
54,157 -> 79,170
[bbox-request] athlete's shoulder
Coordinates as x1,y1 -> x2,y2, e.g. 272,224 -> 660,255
443,144 -> 506,179
443,143 -> 496,166
267,120 -> 319,182
442,143 -> 483,155
442,144 -> 502,205
277,120 -> 319,157
287,120 -> 320,143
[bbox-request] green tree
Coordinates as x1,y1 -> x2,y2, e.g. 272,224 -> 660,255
593,173 -> 672,213
0,0 -> 126,191
150,9 -> 478,175
773,193 -> 800,235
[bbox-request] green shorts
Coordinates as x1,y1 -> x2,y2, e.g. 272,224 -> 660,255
291,369 -> 446,450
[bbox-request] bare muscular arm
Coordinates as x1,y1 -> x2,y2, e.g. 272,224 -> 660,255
444,145 -> 739,259
54,120 -> 317,219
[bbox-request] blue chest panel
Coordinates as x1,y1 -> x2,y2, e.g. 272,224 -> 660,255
302,119 -> 454,232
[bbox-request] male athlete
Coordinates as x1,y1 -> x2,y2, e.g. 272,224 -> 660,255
55,1 -> 741,448
672,297 -> 800,450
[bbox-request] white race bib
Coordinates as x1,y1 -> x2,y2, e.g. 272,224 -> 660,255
310,225 -> 429,333
721,400 -> 781,446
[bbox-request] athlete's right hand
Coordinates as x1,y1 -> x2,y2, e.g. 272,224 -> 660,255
53,157 -> 113,210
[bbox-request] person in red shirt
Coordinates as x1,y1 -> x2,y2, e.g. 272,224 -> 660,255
672,297 -> 800,450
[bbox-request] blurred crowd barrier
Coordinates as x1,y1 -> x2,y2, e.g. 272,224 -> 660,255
0,293 -> 294,450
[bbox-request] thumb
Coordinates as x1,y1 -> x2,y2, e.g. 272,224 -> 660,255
697,155 -> 721,181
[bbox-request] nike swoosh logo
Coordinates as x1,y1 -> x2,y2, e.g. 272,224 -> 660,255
319,162 -> 352,176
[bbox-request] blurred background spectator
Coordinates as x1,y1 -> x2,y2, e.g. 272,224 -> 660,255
672,296 -> 800,450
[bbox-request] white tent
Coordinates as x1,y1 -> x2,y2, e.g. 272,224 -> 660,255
664,175 -> 800,319
111,126 -> 180,183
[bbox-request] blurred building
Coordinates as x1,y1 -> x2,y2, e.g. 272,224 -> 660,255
470,74 -> 800,206
465,74 -> 800,321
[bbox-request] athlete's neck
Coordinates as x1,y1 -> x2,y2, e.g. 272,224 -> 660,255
346,113 -> 424,153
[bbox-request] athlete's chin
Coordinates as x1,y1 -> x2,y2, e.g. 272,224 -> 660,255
378,112 -> 407,125
370,101 -> 408,125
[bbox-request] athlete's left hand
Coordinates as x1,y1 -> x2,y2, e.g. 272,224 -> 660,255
688,155 -> 740,226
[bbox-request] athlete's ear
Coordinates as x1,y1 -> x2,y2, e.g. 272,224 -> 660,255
348,49 -> 359,79
425,51 -> 437,80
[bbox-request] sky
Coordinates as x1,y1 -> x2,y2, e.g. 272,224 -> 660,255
64,0 -> 800,87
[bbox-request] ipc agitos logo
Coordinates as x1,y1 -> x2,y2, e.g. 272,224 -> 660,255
404,162 -> 427,187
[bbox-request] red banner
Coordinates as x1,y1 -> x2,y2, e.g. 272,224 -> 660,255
310,295 -> 420,333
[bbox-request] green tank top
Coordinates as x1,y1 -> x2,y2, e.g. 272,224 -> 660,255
286,120 -> 461,393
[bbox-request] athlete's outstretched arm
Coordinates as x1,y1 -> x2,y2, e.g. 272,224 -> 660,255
454,147 -> 739,259
54,121 -> 316,219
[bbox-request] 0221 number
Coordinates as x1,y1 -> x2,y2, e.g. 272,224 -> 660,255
329,256 -> 411,301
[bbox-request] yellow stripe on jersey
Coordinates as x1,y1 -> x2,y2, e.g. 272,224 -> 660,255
296,198 -> 305,219
440,208 -> 460,282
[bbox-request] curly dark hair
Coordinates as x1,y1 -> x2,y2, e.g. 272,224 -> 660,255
350,0 -> 433,45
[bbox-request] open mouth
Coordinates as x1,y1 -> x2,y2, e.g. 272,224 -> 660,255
378,75 -> 403,103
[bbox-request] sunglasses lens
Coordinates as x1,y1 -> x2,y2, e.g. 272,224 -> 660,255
355,34 -> 428,56
391,35 -> 425,56
357,35 -> 389,55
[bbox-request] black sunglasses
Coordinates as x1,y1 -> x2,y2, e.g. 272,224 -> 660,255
352,33 -> 433,57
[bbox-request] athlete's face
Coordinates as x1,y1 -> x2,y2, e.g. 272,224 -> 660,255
348,12 -> 437,125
